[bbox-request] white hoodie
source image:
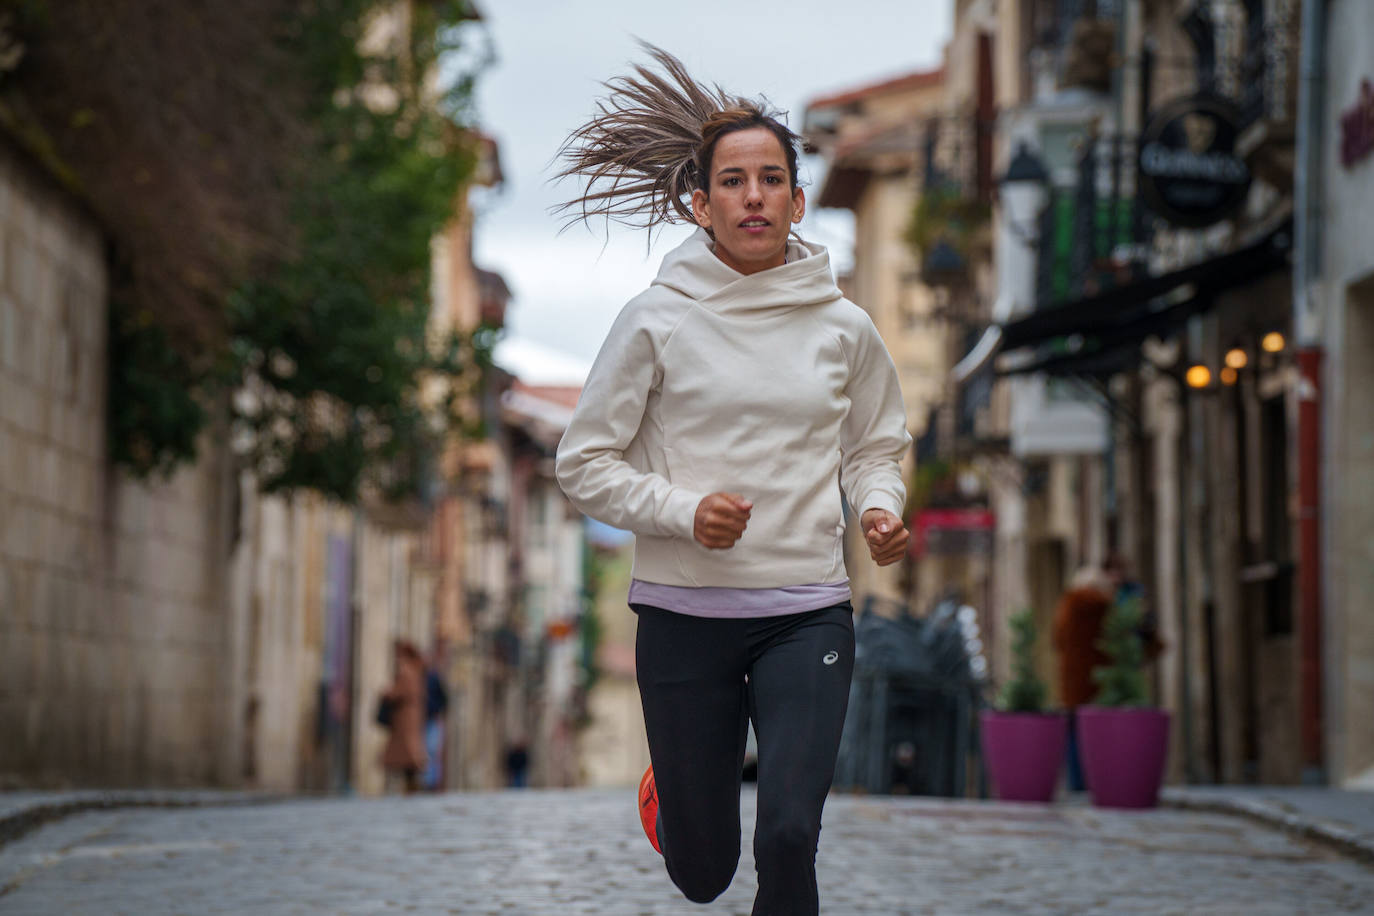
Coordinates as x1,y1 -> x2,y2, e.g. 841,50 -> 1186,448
555,229 -> 910,589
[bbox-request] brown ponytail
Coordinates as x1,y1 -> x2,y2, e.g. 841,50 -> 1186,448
554,42 -> 801,236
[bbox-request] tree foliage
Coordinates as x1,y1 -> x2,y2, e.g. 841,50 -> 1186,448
226,0 -> 491,502
2,0 -> 493,501
577,544 -> 610,702
996,607 -> 1048,713
108,302 -> 206,478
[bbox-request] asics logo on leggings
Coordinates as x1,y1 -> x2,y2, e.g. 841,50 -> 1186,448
822,650 -> 839,665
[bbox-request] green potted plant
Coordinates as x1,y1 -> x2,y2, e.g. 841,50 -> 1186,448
1077,595 -> 1171,808
979,609 -> 1066,802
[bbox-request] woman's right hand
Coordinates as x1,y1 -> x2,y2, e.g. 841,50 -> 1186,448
693,492 -> 752,549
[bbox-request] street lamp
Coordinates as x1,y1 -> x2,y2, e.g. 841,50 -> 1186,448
998,142 -> 1050,243
922,238 -> 968,287
995,142 -> 1050,321
1261,331 -> 1286,353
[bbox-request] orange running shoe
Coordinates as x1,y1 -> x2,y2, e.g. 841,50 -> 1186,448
637,765 -> 661,854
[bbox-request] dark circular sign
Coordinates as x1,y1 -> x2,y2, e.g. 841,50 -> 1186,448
1138,95 -> 1251,228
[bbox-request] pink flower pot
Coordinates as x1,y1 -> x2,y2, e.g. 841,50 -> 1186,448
1077,706 -> 1171,809
979,710 -> 1067,802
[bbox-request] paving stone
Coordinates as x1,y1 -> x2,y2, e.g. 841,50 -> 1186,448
0,788 -> 1371,914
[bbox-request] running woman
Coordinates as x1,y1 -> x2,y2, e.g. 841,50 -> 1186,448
553,45 -> 910,915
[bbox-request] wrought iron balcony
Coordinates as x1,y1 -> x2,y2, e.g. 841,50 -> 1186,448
1034,131 -> 1153,311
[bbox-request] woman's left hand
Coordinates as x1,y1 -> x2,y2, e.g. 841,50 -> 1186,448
860,509 -> 909,567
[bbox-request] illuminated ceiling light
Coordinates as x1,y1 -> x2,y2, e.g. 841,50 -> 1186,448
1220,367 -> 1238,385
1186,365 -> 1212,388
1224,348 -> 1248,369
1261,331 -> 1286,353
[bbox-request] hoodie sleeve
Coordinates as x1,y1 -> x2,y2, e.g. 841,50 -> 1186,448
555,301 -> 705,540
839,310 -> 912,521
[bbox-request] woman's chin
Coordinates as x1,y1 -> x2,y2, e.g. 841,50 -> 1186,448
717,237 -> 788,273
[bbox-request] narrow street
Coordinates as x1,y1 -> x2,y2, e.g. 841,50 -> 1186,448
1,790 -> 1371,915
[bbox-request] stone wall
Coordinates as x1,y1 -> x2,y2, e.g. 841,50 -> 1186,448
0,136 -> 526,795
0,141 -> 235,787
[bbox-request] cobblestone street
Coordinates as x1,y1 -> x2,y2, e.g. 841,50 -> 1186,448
1,788 -> 1371,915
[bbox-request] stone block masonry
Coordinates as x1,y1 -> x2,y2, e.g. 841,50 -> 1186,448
0,140 -> 235,789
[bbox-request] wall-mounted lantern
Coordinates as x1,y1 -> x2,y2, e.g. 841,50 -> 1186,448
1185,365 -> 1212,389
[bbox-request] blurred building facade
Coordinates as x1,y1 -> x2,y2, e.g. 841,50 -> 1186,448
986,0 -> 1306,787
802,63 -> 954,609
807,0 -> 1373,790
1310,0 -> 1374,789
0,1 -> 592,794
575,536 -> 653,788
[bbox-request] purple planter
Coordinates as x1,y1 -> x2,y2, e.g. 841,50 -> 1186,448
979,710 -> 1067,802
1077,706 -> 1171,809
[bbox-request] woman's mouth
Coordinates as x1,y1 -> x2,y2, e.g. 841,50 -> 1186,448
740,218 -> 770,234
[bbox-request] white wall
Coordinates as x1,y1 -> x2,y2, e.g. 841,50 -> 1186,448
1321,0 -> 1374,786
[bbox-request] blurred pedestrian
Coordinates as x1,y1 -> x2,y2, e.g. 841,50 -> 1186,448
554,44 -> 910,915
379,639 -> 426,794
505,742 -> 529,789
1103,552 -> 1164,663
421,645 -> 449,792
1052,567 -> 1114,792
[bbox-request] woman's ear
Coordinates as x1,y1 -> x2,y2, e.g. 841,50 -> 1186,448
691,188 -> 712,230
792,186 -> 806,224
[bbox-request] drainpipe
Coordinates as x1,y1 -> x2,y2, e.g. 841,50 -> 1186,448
1294,0 -> 1326,785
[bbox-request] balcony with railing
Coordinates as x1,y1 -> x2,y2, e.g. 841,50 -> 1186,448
1185,0 -> 1297,137
1034,129 -> 1153,313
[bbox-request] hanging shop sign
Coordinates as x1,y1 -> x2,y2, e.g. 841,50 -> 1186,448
1340,78 -> 1374,170
910,508 -> 995,558
1138,94 -> 1251,228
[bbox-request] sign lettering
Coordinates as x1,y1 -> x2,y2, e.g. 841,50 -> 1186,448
1341,79 -> 1374,170
1138,95 -> 1251,229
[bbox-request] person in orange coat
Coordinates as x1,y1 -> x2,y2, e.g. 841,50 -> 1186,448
380,640 -> 427,794
1052,568 -> 1113,791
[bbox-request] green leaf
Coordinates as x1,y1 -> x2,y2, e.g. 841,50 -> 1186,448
1090,595 -> 1149,707
996,608 -> 1048,713
109,1 -> 490,501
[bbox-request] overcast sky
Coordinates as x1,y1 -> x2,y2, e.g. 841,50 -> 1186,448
470,0 -> 953,382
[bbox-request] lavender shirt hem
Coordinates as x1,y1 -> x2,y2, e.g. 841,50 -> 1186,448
627,579 -> 852,619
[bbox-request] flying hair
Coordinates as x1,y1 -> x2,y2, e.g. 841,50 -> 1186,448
553,42 -> 801,238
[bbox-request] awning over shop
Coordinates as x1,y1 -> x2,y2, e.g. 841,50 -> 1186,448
993,219 -> 1293,375
998,289 -> 1209,377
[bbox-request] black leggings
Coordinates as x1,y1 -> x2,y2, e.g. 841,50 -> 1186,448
634,602 -> 855,916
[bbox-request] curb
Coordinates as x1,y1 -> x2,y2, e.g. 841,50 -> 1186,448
1160,789 -> 1374,866
0,791 -> 282,850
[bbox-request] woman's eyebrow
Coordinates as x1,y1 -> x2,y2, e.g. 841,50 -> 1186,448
716,165 -> 787,175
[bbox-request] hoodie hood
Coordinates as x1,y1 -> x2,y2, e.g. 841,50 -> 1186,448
651,228 -> 843,314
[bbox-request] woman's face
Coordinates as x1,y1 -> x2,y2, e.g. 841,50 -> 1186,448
691,127 -> 805,275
